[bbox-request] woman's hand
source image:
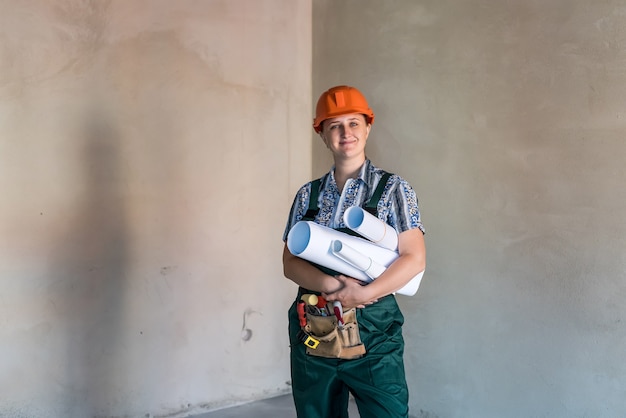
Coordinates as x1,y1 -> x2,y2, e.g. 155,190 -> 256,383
322,275 -> 378,309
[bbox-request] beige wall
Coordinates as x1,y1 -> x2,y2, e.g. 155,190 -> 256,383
314,1 -> 626,417
0,1 -> 310,417
4,1 -> 626,417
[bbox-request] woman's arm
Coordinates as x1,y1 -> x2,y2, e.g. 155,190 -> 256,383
282,244 -> 344,294
322,228 -> 426,308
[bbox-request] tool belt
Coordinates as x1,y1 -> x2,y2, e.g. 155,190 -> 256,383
296,295 -> 366,360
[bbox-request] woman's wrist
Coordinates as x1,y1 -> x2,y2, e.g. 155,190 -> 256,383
361,281 -> 383,303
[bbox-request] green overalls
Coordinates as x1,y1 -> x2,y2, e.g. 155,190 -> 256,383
287,172 -> 409,418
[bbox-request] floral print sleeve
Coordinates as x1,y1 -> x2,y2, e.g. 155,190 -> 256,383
283,182 -> 311,242
379,175 -> 425,235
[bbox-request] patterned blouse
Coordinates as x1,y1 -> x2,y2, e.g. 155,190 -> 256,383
283,160 -> 424,241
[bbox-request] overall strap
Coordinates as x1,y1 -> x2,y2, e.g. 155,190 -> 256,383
302,171 -> 392,220
364,171 -> 392,215
301,177 -> 323,221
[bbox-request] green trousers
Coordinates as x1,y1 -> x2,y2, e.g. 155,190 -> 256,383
288,293 -> 408,418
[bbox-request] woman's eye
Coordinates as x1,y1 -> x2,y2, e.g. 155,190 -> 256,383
329,125 -> 339,130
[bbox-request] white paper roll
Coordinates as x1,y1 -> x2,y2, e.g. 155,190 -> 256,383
287,221 -> 422,296
331,240 -> 386,279
343,206 -> 398,251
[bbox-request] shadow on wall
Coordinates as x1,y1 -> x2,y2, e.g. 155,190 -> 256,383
48,111 -> 130,416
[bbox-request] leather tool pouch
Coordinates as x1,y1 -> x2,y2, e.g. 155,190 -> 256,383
304,308 -> 366,359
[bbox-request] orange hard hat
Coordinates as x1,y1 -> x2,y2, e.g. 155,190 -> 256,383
313,85 -> 375,133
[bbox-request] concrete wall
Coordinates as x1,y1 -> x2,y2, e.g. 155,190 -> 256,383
314,1 -> 626,417
0,1 -> 310,417
4,1 -> 626,417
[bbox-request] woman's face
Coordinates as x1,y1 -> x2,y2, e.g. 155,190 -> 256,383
320,113 -> 371,161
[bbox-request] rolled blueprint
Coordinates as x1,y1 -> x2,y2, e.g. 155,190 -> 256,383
331,240 -> 386,280
343,206 -> 398,251
330,240 -> 422,296
287,221 -> 423,296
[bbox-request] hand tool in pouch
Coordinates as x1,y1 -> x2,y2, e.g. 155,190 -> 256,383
297,295 -> 366,359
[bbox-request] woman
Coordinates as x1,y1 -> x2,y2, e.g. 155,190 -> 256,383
283,85 -> 426,418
